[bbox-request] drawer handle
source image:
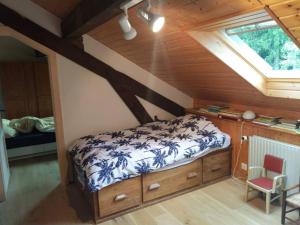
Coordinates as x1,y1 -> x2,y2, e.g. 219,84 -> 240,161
187,172 -> 198,179
148,183 -> 160,191
211,167 -> 222,172
114,194 -> 127,202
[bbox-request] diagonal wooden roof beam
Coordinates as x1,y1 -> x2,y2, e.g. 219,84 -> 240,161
61,0 -> 125,38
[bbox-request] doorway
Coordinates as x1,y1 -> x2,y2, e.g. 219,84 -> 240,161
0,36 -> 57,160
0,28 -> 64,224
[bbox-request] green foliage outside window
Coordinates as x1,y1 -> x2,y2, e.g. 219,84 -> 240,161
237,26 -> 300,70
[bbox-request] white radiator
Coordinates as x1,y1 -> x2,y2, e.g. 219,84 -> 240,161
249,136 -> 300,188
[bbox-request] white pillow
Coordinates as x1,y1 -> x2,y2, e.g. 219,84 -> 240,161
2,119 -> 17,138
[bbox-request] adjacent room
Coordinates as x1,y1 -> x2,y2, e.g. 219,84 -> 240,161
0,36 -> 59,225
0,0 -> 299,225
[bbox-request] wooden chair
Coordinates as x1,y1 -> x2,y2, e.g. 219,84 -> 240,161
246,154 -> 286,214
281,183 -> 300,224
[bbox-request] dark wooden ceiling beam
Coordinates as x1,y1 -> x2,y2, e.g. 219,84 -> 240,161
61,0 -> 125,38
109,78 -> 153,124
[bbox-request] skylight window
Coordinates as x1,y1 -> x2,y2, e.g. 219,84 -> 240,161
226,20 -> 300,77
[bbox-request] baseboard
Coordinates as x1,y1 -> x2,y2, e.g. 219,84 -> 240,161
7,142 -> 57,161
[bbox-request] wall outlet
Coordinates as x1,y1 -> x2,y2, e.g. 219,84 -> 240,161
241,163 -> 248,171
241,136 -> 248,141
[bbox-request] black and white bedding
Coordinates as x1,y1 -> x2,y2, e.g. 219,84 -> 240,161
69,114 -> 231,192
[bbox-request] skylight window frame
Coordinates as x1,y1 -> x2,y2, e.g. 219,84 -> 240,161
225,20 -> 277,36
189,9 -> 300,100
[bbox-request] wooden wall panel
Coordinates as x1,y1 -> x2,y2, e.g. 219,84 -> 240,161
0,62 -> 52,119
34,62 -> 53,117
188,108 -> 300,180
0,63 -> 37,119
192,100 -> 300,179
193,99 -> 300,179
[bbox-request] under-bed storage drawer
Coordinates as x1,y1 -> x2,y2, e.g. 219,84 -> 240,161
202,150 -> 231,183
142,160 -> 202,202
98,176 -> 142,218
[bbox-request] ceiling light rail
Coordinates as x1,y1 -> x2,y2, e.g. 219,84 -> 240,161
118,0 -> 165,40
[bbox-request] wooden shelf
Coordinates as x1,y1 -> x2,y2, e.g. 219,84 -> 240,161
186,108 -> 300,137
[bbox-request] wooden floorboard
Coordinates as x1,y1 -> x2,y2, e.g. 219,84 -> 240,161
0,156 -> 299,225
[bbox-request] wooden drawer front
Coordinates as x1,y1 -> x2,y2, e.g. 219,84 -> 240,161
203,151 -> 231,183
98,177 -> 141,218
143,160 -> 202,202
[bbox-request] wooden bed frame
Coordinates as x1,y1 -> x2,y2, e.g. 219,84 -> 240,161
73,146 -> 232,224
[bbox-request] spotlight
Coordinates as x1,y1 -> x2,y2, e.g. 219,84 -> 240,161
137,8 -> 165,32
137,0 -> 165,33
118,0 -> 165,40
118,13 -> 137,40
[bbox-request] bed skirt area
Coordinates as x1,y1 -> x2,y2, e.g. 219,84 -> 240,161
7,142 -> 57,160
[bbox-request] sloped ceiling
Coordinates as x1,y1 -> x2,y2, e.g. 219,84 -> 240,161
32,0 -> 300,112
265,0 -> 300,48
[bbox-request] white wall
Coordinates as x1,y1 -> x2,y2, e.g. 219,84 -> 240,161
57,36 -> 193,147
56,55 -> 139,147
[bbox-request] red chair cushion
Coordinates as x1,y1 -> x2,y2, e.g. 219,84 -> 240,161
249,177 -> 273,190
264,154 -> 284,174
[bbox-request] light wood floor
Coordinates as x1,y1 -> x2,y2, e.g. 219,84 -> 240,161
0,156 -> 298,225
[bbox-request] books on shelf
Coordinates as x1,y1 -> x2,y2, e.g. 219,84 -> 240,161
197,105 -> 242,120
271,125 -> 299,133
271,118 -> 300,132
206,105 -> 229,113
218,110 -> 242,120
191,107 -> 300,134
197,108 -> 219,116
252,116 -> 300,133
252,115 -> 280,126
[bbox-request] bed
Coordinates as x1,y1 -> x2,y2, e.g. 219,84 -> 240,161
5,130 -> 56,149
3,116 -> 56,160
69,114 -> 231,222
5,130 -> 57,160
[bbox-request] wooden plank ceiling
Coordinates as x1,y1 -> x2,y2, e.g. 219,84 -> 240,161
32,0 -> 300,113
265,0 -> 300,47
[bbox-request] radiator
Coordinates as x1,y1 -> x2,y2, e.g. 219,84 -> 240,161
249,136 -> 300,188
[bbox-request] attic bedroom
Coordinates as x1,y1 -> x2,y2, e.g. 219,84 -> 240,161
0,0 -> 299,224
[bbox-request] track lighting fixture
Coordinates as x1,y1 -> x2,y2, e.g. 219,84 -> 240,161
118,0 -> 165,40
137,0 -> 165,33
118,13 -> 137,40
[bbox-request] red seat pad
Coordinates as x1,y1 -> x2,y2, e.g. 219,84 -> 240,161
249,177 -> 273,190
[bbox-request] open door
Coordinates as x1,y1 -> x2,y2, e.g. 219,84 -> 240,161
0,120 -> 10,201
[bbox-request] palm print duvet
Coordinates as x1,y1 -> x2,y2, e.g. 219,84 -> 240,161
69,114 -> 231,192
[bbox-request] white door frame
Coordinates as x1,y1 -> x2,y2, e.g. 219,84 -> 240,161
0,129 -> 9,201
